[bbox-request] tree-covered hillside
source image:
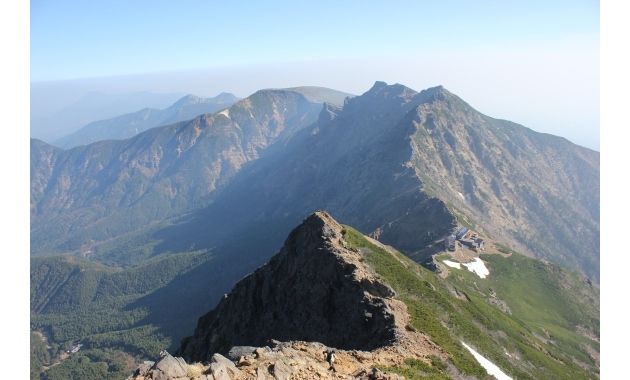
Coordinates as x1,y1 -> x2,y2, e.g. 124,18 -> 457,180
30,252 -> 236,379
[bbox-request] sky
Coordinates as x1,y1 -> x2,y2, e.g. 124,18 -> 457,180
30,0 -> 600,149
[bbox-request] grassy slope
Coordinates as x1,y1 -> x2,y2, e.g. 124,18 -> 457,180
445,253 -> 599,373
342,226 -> 598,380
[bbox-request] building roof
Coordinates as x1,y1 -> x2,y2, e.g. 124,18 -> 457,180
456,227 -> 469,239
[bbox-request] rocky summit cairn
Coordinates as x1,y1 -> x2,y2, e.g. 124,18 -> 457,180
129,211 -> 444,379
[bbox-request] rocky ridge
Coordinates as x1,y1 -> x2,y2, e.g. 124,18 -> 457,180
403,85 -> 599,278
176,81 -> 599,279
129,212 -> 444,379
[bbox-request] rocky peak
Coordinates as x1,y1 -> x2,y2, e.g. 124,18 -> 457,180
127,212 -> 444,379
412,85 -> 473,114
178,212 -> 439,365
362,81 -> 417,102
415,85 -> 449,101
339,82 -> 419,128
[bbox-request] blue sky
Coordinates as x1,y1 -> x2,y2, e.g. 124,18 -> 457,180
30,0 -> 600,149
31,0 -> 598,80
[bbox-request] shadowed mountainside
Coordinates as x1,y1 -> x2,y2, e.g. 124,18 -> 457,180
31,88 -> 338,256
143,82 -> 599,279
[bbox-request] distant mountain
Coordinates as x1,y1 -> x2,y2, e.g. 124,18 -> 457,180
151,81 -> 599,280
31,90 -> 186,142
54,93 -> 240,148
284,86 -> 353,106
31,87 -> 346,259
31,82 -> 599,280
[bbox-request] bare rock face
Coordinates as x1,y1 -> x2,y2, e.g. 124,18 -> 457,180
179,212 -> 402,362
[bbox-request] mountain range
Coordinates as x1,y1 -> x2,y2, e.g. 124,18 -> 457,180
30,90 -> 186,143
31,82 -> 599,278
31,87 -> 352,260
54,92 -> 240,148
30,82 -> 599,379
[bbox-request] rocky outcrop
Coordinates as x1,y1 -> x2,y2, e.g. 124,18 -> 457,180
130,352 -> 242,380
179,211 -> 440,361
132,342 -> 408,380
130,212 -> 443,379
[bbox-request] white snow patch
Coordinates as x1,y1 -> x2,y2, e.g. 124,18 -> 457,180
461,342 -> 512,380
462,257 -> 490,279
218,109 -> 230,118
458,191 -> 465,200
442,260 -> 462,269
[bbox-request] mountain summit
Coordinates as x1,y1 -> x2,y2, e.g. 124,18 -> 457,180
179,211 -> 434,362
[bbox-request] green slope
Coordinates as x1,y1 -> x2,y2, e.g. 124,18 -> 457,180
342,226 -> 599,379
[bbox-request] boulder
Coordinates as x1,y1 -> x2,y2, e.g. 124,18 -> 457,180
151,353 -> 188,379
209,353 -> 241,380
228,346 -> 257,360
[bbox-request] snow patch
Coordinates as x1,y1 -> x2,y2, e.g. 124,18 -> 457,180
458,191 -> 465,200
461,342 -> 512,380
218,109 -> 230,118
462,257 -> 490,279
442,260 -> 462,269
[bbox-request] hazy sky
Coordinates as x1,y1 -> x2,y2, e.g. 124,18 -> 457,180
31,0 -> 600,149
